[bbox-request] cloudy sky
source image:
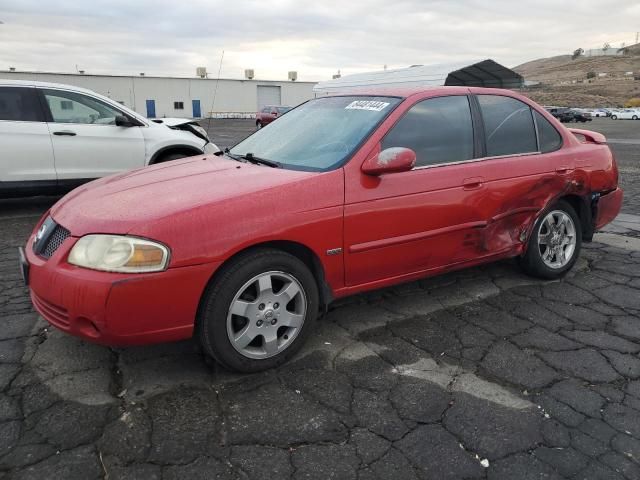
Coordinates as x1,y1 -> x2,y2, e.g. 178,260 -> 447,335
0,0 -> 638,81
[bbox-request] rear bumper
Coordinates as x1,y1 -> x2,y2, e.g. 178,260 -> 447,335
595,188 -> 623,230
24,234 -> 219,346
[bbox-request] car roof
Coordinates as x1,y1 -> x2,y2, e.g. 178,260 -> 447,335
321,85 -> 472,99
0,78 -> 102,96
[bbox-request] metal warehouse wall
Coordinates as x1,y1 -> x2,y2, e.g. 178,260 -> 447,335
0,71 -> 317,118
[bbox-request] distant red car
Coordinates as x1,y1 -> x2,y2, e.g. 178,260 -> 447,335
255,105 -> 291,128
21,86 -> 622,372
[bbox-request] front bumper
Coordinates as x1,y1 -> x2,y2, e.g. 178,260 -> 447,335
23,232 -> 219,346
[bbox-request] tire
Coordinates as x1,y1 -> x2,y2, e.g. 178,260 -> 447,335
633,115 -> 638,120
611,115 -> 617,120
156,152 -> 189,163
197,248 -> 319,372
256,121 -> 263,129
519,200 -> 582,280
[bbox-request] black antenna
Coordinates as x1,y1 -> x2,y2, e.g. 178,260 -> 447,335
206,50 -> 225,138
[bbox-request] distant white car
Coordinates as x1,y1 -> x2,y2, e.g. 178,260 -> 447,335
590,109 -> 608,118
611,109 -> 640,120
0,79 -> 219,197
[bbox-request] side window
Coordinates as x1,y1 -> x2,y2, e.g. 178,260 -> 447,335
382,96 -> 474,167
533,110 -> 562,153
42,89 -> 122,125
0,87 -> 43,122
261,107 -> 271,113
477,95 -> 537,156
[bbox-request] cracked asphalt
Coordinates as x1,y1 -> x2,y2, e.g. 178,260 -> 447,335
1,118 -> 639,479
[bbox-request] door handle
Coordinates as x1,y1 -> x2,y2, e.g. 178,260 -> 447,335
53,130 -> 77,136
463,177 -> 484,190
555,165 -> 573,174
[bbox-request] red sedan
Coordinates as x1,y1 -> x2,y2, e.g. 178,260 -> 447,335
20,87 -> 623,372
255,105 -> 291,128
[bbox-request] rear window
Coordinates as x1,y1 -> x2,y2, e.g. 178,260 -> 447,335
478,95 -> 537,157
0,87 -> 43,122
534,110 -> 562,153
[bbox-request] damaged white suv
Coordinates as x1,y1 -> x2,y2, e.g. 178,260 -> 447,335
0,79 -> 219,198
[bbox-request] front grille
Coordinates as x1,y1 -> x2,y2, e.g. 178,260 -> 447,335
41,225 -> 70,259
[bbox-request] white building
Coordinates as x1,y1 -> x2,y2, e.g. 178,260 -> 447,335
0,70 -> 317,118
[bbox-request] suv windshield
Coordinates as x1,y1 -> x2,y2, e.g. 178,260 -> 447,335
231,96 -> 401,171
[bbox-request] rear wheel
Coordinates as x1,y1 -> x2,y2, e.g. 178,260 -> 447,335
197,249 -> 319,372
633,115 -> 638,120
519,200 -> 582,280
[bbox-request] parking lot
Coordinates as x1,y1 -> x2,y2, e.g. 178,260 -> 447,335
1,118 -> 639,479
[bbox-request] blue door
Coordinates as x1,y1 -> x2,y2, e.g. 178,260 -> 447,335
192,99 -> 201,118
145,99 -> 156,118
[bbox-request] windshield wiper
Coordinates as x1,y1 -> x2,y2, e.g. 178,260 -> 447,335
242,152 -> 281,168
224,150 -> 281,168
224,150 -> 248,163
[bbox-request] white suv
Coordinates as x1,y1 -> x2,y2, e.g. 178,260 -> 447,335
0,80 -> 219,197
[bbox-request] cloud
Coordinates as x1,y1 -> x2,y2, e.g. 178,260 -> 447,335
0,0 -> 638,81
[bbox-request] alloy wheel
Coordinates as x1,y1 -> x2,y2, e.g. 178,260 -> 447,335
226,271 -> 307,359
537,210 -> 577,269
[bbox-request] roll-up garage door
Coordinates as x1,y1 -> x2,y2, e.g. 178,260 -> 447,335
257,85 -> 282,109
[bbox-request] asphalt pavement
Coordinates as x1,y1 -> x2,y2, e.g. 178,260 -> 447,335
0,118 -> 639,479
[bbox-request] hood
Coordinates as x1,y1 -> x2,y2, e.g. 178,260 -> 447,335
51,156 -> 314,237
149,118 -> 211,143
149,118 -> 198,127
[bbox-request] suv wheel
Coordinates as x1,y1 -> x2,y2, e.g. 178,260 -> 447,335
156,152 -> 188,163
519,200 -> 582,280
197,248 -> 319,372
611,115 -> 618,120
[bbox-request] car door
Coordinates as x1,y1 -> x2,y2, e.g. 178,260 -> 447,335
0,86 -> 56,189
39,88 -> 145,184
469,92 -> 559,254
343,94 -> 491,287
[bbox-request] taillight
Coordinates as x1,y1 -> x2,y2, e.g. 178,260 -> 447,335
611,148 -> 619,186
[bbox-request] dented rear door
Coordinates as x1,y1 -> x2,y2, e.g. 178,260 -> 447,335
469,93 -> 559,254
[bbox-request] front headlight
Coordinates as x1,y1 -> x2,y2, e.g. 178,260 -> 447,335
68,235 -> 169,273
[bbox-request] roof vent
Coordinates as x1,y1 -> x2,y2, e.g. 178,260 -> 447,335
288,71 -> 297,81
9,67 -> 15,72
245,69 -> 254,80
139,72 -> 145,76
78,70 -> 85,74
196,66 -> 207,78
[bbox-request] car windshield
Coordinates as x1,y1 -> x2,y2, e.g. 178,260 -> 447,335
230,96 -> 401,171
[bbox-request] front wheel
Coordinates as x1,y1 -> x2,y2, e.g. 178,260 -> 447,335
519,200 -> 582,280
256,121 -> 263,129
611,115 -> 618,120
156,152 -> 188,163
197,249 -> 319,372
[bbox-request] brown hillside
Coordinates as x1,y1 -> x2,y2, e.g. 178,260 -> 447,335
513,44 -> 640,106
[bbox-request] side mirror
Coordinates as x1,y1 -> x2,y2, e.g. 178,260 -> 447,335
361,147 -> 416,176
115,115 -> 135,127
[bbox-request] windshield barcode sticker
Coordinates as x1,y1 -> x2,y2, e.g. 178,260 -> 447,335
345,100 -> 390,112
